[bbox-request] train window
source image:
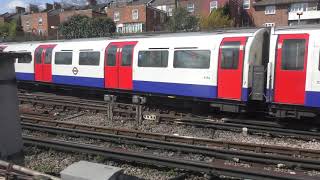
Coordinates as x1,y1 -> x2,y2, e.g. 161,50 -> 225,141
44,48 -> 53,64
35,48 -> 43,64
138,51 -> 168,67
55,52 -> 72,65
79,51 -> 100,66
319,51 -> 320,71
281,39 -> 305,70
173,50 -> 210,69
220,41 -> 240,69
17,53 -> 32,63
106,46 -> 117,66
121,45 -> 134,66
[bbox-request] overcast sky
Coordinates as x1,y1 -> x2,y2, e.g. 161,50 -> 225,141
0,0 -> 111,14
0,0 -> 59,14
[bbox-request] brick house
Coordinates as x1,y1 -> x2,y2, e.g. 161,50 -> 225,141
105,1 -> 167,33
177,0 -> 242,26
243,0 -> 320,27
21,3 -> 60,38
151,0 -> 176,16
21,11 -> 60,38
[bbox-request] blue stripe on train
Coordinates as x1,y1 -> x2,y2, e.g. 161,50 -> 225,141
16,72 -> 34,81
133,80 -> 249,101
52,75 -> 104,88
305,91 -> 320,108
133,80 -> 217,99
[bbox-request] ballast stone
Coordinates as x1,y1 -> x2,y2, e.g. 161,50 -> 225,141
61,161 -> 123,180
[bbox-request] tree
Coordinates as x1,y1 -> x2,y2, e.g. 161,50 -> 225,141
59,15 -> 116,39
0,20 -> 17,40
167,7 -> 199,32
200,6 -> 233,30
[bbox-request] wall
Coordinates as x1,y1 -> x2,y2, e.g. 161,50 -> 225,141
252,5 -> 288,26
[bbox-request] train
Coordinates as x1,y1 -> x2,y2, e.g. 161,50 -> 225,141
1,26 -> 320,119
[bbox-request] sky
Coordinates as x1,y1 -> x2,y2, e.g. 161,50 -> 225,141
0,0 -> 58,14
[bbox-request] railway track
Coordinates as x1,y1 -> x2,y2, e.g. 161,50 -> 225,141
23,135 -> 319,180
21,114 -> 320,177
19,92 -> 320,141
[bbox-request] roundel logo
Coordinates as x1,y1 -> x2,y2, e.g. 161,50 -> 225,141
72,67 -> 79,75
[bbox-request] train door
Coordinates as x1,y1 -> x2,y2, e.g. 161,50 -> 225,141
274,34 -> 309,105
217,37 -> 247,100
104,41 -> 137,90
34,45 -> 56,82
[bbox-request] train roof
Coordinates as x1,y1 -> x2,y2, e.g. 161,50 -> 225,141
3,27 -> 266,45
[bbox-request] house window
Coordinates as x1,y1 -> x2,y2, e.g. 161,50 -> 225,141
168,7 -> 173,16
187,3 -> 194,13
210,1 -> 218,12
132,9 -> 138,20
114,11 -> 120,22
160,13 -> 165,23
154,11 -> 157,19
265,23 -> 275,27
290,3 -> 308,12
243,0 -> 250,9
38,17 -> 43,26
265,5 -> 276,14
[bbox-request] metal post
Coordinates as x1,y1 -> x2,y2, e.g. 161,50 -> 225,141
104,95 -> 116,122
297,12 -> 303,25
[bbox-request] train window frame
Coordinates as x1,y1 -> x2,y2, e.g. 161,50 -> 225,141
318,49 -> 320,71
17,53 -> 32,64
35,48 -> 43,64
55,51 -> 73,65
79,51 -> 100,66
121,45 -> 134,67
220,41 -> 241,70
173,50 -> 211,69
281,39 -> 306,71
138,50 -> 169,68
106,46 -> 117,66
44,48 -> 53,64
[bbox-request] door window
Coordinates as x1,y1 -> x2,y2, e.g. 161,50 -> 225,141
220,41 -> 240,69
121,45 -> 134,66
44,48 -> 53,64
106,46 -> 117,66
35,48 -> 43,64
281,39 -> 306,70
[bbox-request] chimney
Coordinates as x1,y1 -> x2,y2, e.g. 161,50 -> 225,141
45,3 -> 54,11
15,6 -> 26,14
53,2 -> 62,9
86,0 -> 97,6
29,4 -> 39,13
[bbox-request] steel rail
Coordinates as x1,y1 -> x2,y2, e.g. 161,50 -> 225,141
23,136 -> 319,180
21,114 -> 320,158
21,115 -> 320,171
19,93 -> 320,140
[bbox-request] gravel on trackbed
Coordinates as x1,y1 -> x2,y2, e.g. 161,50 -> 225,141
20,103 -> 320,179
23,146 -> 191,180
59,112 -> 320,151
